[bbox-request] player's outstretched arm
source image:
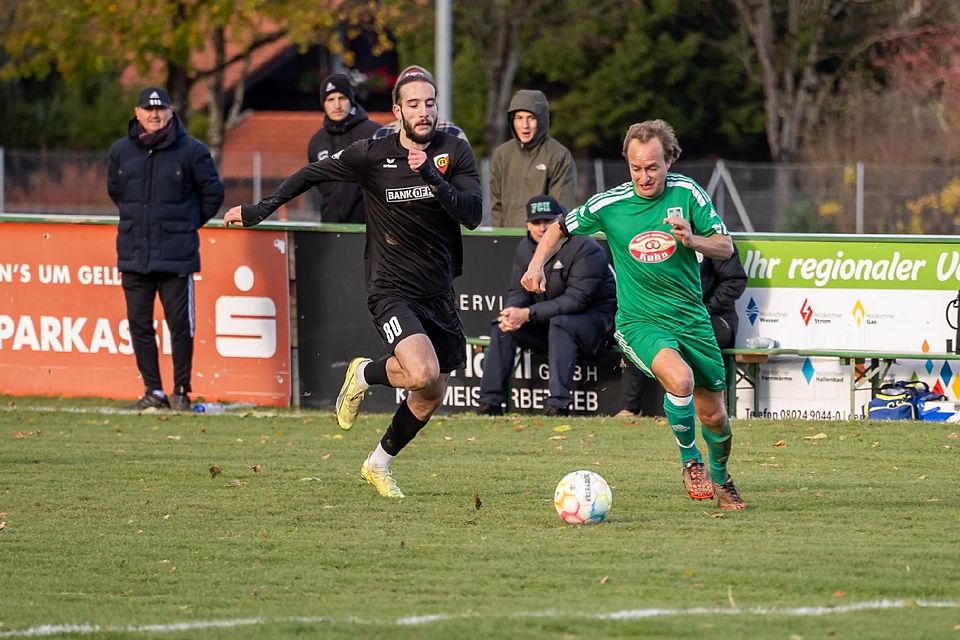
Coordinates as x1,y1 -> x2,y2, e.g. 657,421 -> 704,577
521,221 -> 567,293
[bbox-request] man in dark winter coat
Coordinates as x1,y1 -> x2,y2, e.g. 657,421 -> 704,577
618,243 -> 747,417
306,74 -> 381,223
477,195 -> 616,416
107,86 -> 224,412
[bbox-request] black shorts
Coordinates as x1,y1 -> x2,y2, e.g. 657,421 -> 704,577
367,289 -> 466,373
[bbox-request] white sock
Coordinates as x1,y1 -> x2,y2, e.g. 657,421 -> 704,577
151,389 -> 167,399
355,361 -> 370,390
367,443 -> 394,472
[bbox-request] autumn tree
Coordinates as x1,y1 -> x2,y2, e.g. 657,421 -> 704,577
725,0 -> 949,162
1,0 -> 393,158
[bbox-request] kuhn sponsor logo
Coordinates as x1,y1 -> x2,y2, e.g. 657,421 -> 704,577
385,186 -> 434,202
628,231 -> 676,263
800,298 -> 813,325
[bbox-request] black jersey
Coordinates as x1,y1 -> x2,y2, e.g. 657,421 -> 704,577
242,131 -> 482,298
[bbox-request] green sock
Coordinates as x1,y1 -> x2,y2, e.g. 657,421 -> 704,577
663,393 -> 700,464
700,420 -> 733,485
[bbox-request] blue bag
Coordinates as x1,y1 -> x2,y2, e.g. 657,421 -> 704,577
865,381 -> 931,421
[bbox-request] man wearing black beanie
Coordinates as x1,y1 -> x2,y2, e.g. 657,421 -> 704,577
306,73 -> 380,223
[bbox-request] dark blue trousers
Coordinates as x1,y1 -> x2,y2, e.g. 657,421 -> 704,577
478,311 -> 611,411
121,271 -> 195,394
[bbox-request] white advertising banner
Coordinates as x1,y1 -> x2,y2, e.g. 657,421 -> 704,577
732,236 -> 960,418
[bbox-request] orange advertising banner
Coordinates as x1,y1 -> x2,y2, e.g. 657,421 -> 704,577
0,221 -> 291,406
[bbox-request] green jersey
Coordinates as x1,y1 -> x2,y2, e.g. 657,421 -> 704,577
563,173 -> 728,330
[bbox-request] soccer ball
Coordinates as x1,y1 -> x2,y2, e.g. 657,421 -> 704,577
553,470 -> 612,524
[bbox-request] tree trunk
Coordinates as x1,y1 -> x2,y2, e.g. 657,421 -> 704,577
206,27 -> 227,166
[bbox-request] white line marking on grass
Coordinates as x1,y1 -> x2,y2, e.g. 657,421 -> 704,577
2,599 -> 957,637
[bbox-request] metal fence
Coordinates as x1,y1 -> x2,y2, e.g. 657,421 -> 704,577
2,147 -> 958,234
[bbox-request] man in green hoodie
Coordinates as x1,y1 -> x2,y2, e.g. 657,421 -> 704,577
490,90 -> 577,228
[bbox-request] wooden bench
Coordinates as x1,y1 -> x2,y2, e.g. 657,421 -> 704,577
723,348 -> 960,419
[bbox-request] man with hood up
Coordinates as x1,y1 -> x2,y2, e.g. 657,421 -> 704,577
306,73 -> 381,223
489,89 -> 577,228
107,86 -> 224,412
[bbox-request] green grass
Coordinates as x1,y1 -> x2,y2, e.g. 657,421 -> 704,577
1,396 -> 958,639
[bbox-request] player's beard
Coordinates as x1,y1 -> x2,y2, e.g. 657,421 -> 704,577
402,111 -> 436,145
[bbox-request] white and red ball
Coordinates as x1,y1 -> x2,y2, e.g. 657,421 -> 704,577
554,470 -> 612,524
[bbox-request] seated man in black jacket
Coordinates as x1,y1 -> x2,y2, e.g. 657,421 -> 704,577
477,195 -> 617,416
619,244 -> 747,416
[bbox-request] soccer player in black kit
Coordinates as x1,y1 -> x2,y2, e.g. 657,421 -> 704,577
224,68 -> 482,498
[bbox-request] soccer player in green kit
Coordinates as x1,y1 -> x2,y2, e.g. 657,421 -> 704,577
521,119 -> 745,510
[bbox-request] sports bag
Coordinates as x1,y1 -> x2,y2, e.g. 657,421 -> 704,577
865,381 -> 931,421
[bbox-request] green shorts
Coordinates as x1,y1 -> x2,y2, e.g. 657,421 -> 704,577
615,319 -> 726,392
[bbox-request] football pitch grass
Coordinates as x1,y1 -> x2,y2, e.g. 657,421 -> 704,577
1,397 -> 958,639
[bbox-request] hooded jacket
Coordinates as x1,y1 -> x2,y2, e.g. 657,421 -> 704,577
306,104 -> 381,223
107,114 -> 224,274
490,90 -> 577,228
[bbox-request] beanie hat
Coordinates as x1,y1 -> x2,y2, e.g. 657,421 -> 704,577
321,74 -> 356,105
392,65 -> 436,104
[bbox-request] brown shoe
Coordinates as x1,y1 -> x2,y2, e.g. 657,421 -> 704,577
714,477 -> 746,510
682,460 -> 714,500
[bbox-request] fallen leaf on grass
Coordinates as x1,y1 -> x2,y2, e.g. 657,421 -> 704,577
833,590 -> 846,598
13,430 -> 42,438
298,476 -> 322,482
551,425 -> 571,433
250,465 -> 262,474
208,466 -> 221,478
466,437 -> 476,443
475,493 -> 482,510
227,479 -> 247,487
320,453 -> 331,461
514,424 -> 527,432
709,512 -> 725,518
773,440 -> 787,448
443,436 -> 454,442
803,432 -> 828,441
0,522 -> 6,531
548,435 -> 567,441
599,576 -> 609,585
947,432 -> 958,441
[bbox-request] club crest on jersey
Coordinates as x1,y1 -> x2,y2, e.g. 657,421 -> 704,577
666,206 -> 683,218
433,153 -> 450,174
628,231 -> 677,263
